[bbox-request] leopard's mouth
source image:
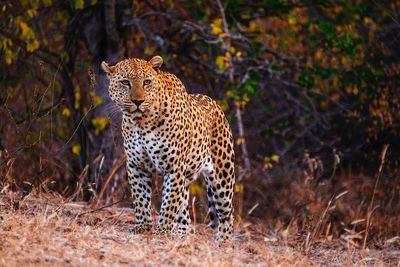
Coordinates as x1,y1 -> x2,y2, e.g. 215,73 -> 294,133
133,108 -> 143,113
122,106 -> 151,116
123,107 -> 143,114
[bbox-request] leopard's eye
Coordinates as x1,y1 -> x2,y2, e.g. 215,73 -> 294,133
143,79 -> 151,86
120,80 -> 130,86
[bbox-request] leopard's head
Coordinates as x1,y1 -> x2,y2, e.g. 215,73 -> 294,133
101,56 -> 163,119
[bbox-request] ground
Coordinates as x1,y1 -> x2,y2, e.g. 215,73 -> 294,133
0,192 -> 398,267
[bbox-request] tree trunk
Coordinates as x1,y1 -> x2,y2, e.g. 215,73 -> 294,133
75,0 -> 133,200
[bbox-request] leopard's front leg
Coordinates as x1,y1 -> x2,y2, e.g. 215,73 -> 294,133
175,179 -> 191,234
127,165 -> 153,234
156,168 -> 185,234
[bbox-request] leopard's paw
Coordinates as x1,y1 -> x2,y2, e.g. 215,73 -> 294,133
155,223 -> 174,235
129,223 -> 152,234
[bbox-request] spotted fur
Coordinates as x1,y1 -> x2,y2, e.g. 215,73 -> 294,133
101,56 -> 235,241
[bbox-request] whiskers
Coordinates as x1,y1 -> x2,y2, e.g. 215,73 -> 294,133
102,102 -> 122,123
101,100 -> 151,122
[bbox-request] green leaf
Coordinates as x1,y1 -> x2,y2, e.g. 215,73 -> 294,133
37,110 -> 49,118
262,129 -> 274,139
297,72 -> 314,89
252,41 -> 262,55
0,76 -> 9,85
242,74 -> 259,96
317,20 -> 336,45
264,0 -> 288,12
315,68 -> 333,79
317,20 -> 334,35
33,95 -> 41,106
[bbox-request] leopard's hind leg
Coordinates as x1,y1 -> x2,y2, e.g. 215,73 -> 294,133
204,151 -> 235,241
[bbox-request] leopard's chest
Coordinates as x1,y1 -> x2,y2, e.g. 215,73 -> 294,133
123,125 -> 179,175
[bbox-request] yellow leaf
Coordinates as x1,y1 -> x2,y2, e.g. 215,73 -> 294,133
341,55 -> 349,65
74,91 -> 81,101
75,0 -> 84,9
19,21 -> 30,38
236,137 -> 244,145
5,174 -> 13,182
226,90 -> 234,98
331,57 -> 339,69
91,116 -> 109,134
5,49 -> 13,65
72,144 -> 81,155
189,182 -> 206,195
91,95 -> 104,107
218,99 -> 229,112
263,162 -> 273,170
235,183 -> 244,193
74,90 -> 81,109
43,0 -> 52,6
379,98 -> 388,108
271,154 -> 280,162
242,93 -> 250,104
215,55 -> 226,70
211,18 -> 223,35
248,20 -> 258,32
62,107 -> 71,117
26,39 -> 39,52
27,9 -> 36,18
363,17 -> 373,25
288,13 -> 296,25
144,46 -> 155,56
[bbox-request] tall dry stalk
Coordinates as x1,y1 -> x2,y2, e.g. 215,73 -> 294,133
304,191 -> 348,254
362,144 -> 389,251
96,155 -> 126,205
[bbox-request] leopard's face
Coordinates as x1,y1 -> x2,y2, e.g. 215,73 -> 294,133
102,56 -> 163,119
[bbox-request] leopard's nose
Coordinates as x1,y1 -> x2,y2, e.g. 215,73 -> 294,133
132,99 -> 144,107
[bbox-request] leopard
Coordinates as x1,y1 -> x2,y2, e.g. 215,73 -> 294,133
101,55 -> 235,241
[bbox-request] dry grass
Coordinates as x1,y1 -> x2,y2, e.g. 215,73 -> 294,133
0,192 -> 398,267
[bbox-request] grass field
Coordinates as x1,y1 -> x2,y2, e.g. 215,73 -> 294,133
0,192 -> 399,267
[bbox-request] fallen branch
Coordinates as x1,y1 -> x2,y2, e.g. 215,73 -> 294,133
77,197 -> 126,217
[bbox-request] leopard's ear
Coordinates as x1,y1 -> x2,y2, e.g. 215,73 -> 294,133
101,61 -> 116,74
149,56 -> 163,70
